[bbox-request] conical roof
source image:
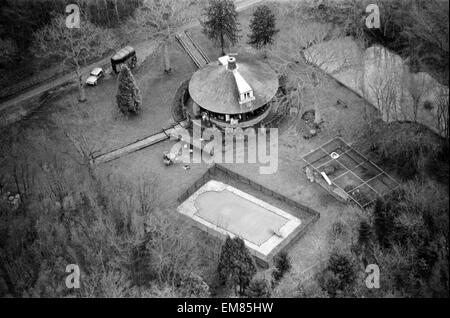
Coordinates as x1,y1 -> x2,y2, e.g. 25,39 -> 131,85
189,57 -> 278,115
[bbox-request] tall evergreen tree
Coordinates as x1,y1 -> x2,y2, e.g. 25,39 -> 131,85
358,220 -> 372,247
201,0 -> 241,55
116,65 -> 142,115
373,198 -> 395,248
248,5 -> 279,57
327,252 -> 357,288
217,236 -> 256,295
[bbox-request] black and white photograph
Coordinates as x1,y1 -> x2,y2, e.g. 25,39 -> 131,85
0,0 -> 448,303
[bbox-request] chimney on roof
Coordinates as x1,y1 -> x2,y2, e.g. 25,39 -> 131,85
227,56 -> 237,71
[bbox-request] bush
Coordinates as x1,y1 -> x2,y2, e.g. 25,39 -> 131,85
305,0 -> 367,40
278,74 -> 289,95
414,241 -> 439,280
318,251 -> 357,298
245,278 -> 271,298
423,101 -> 434,111
318,269 -> 342,298
361,178 -> 448,297
327,252 -> 357,287
374,122 -> 441,180
425,142 -> 449,183
329,221 -> 349,244
178,273 -> 210,298
272,252 -> 291,285
172,79 -> 190,122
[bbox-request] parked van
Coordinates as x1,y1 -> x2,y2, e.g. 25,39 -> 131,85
111,46 -> 137,74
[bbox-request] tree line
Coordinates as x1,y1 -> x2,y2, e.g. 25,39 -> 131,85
201,0 -> 279,57
307,0 -> 449,84
0,0 -> 142,62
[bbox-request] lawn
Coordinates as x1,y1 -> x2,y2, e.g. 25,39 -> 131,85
46,39 -> 196,154
40,4 -> 268,155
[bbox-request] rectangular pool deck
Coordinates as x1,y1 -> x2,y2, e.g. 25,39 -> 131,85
176,165 -> 320,266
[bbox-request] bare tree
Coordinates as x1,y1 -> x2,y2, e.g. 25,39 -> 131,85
269,53 -> 327,127
295,22 -> 334,51
135,212 -> 199,289
57,102 -> 104,183
31,14 -> 117,102
404,72 -> 432,122
113,0 -> 121,23
273,20 -> 334,65
64,131 -> 102,179
404,0 -> 449,70
136,176 -> 161,216
362,101 -> 380,150
136,0 -> 196,73
369,74 -> 400,123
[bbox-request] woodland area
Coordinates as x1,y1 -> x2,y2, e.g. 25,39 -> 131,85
308,0 -> 449,84
0,0 -> 142,88
0,0 -> 142,53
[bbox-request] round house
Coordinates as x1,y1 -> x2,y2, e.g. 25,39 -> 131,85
188,56 -> 278,129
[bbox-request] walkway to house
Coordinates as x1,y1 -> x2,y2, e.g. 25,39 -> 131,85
93,120 -> 190,164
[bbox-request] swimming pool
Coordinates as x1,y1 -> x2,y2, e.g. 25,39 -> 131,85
195,189 -> 289,246
177,180 -> 302,264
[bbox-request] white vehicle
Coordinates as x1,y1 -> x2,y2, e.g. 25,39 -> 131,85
85,67 -> 104,86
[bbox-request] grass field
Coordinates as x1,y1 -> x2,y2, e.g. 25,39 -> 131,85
45,39 -> 196,154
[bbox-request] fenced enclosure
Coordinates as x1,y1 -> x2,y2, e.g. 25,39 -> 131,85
177,164 -> 320,266
302,137 -> 400,208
